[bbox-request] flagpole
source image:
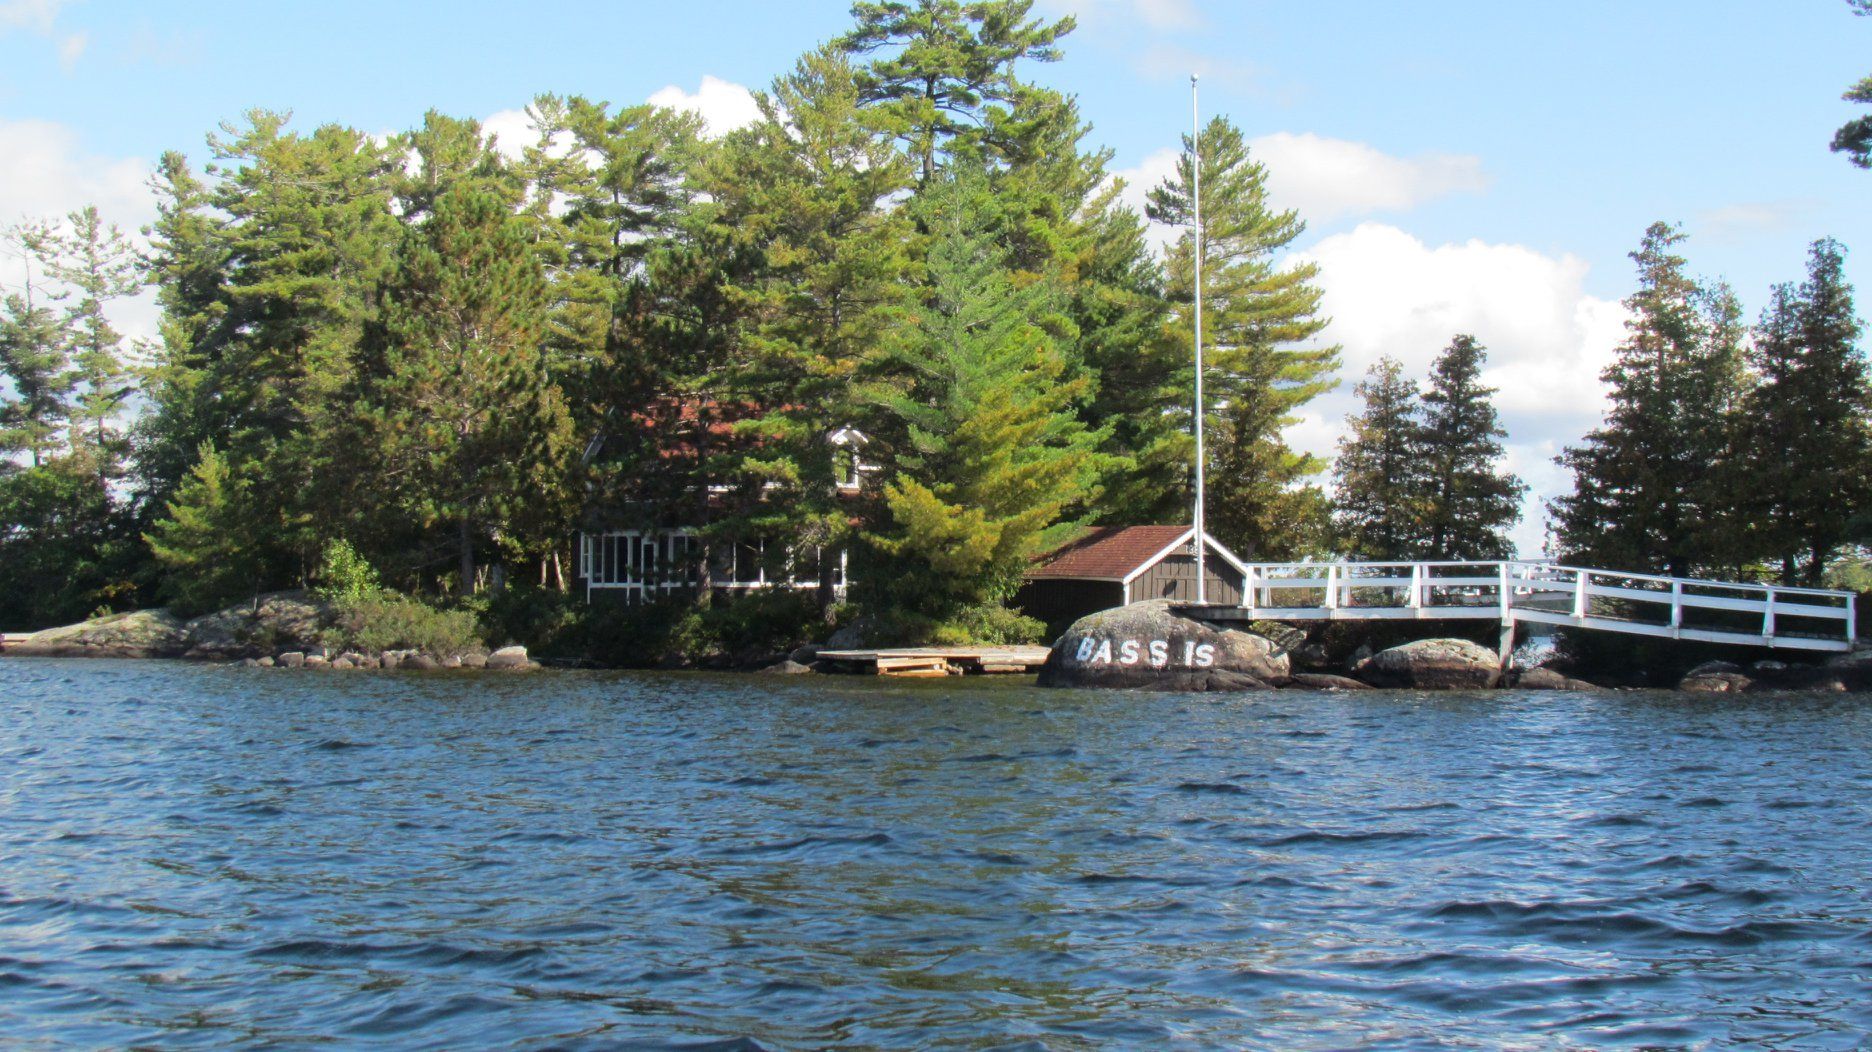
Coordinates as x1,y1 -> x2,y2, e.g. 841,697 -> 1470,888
1191,73 -> 1207,605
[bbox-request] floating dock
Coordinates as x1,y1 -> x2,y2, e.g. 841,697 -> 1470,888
814,645 -> 1051,677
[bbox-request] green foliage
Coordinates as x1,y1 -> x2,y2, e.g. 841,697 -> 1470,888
312,538 -> 383,605
1834,1 -> 1872,168
1739,239 -> 1870,583
321,593 -> 484,655
0,221 -> 74,467
1415,335 -> 1524,559
1333,357 -> 1424,559
0,458 -> 140,630
1551,223 -> 1752,578
145,443 -> 266,616
862,170 -> 1106,620
1148,116 -> 1338,559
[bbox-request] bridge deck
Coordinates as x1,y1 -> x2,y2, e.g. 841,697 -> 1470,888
1178,560 -> 1857,654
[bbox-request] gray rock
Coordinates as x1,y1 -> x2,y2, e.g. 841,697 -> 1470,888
1288,672 -> 1371,691
825,622 -> 868,650
1356,638 -> 1502,690
789,644 -> 823,665
761,659 -> 817,675
240,657 -> 262,668
329,657 -> 355,670
278,651 -> 306,668
304,655 -> 329,669
4,609 -> 190,659
256,656 -> 275,668
338,651 -> 367,667
1750,660 -> 1789,676
1293,643 -> 1332,670
179,592 -> 328,660
1346,643 -> 1374,673
379,652 -> 400,670
405,654 -> 440,670
441,655 -> 462,669
1680,671 -> 1751,693
460,651 -> 489,669
1684,660 -> 1744,679
1514,667 -> 1599,691
1037,599 -> 1288,691
485,645 -> 529,670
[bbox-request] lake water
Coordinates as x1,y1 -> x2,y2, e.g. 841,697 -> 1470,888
3,659 -> 1872,1049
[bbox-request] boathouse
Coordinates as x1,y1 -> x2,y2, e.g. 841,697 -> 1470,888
1014,525 -> 1250,634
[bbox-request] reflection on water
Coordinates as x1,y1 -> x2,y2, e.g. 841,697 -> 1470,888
3,659 -> 1872,1048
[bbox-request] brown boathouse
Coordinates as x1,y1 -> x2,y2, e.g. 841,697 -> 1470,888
1014,525 -> 1251,635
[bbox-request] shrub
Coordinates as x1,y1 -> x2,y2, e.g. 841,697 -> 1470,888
314,539 -> 383,604
321,593 -> 483,655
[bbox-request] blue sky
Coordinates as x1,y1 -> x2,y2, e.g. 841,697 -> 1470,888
4,0 -> 1870,551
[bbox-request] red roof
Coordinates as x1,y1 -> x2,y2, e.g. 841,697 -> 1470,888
1026,525 -> 1194,581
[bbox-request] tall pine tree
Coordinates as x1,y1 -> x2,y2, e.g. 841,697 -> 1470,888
1741,238 -> 1870,583
1149,115 -> 1337,558
1416,335 -> 1524,559
1331,357 -> 1422,559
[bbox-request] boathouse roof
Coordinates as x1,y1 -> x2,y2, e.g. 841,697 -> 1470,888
1027,525 -> 1248,584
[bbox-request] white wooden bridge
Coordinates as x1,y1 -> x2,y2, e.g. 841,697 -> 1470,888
1183,560 -> 1858,661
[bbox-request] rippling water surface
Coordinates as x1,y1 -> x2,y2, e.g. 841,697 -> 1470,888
4,659 -> 1872,1048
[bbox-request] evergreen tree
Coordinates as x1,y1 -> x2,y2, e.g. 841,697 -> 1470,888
707,46 -> 914,614
1551,223 -> 1749,577
1741,238 -> 1870,583
0,459 -> 138,629
0,221 -> 74,466
861,172 -> 1105,623
45,207 -> 140,480
839,0 -> 1075,183
1148,115 -> 1338,558
353,185 -> 573,595
1331,357 -> 1423,559
144,443 -> 264,615
1834,0 -> 1872,168
1416,335 -> 1524,559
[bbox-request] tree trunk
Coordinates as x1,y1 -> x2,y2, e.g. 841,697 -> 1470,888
458,517 -> 476,597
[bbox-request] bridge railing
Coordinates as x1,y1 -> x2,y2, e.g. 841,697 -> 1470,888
1234,560 -> 1857,649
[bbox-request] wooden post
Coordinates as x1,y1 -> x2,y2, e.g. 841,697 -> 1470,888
1325,564 -> 1338,610
1764,587 -> 1776,640
1409,563 -> 1423,610
1245,566 -> 1259,613
1572,570 -> 1589,620
1848,594 -> 1858,646
1669,580 -> 1683,636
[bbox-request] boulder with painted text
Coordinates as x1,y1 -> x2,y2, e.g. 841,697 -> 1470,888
1037,599 -> 1289,690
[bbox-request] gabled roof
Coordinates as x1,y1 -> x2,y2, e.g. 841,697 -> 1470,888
1026,525 -> 1196,582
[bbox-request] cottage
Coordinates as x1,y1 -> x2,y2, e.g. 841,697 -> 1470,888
1014,525 -> 1250,634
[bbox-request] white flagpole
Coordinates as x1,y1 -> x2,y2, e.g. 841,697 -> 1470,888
1191,74 -> 1207,605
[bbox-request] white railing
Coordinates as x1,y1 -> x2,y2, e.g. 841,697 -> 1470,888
1220,560 -> 1856,652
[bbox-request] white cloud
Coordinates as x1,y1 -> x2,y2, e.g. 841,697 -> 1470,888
0,0 -> 65,32
55,29 -> 83,68
482,108 -> 540,161
647,76 -> 762,137
1107,133 -> 1487,253
1043,0 -> 1202,31
0,118 -> 158,346
1289,223 -> 1629,555
1250,132 -> 1487,223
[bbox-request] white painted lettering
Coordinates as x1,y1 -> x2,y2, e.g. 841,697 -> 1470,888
1183,641 -> 1196,666
1149,640 -> 1169,667
1076,636 -> 1097,662
1195,643 -> 1216,668
1092,640 -> 1113,665
1119,640 -> 1140,665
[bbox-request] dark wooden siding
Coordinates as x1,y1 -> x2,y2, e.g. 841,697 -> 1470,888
1014,579 -> 1126,638
1129,546 -> 1244,605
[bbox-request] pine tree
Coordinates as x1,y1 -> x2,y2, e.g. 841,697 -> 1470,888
838,0 -> 1075,183
862,172 -> 1105,623
1148,115 -> 1338,558
1833,0 -> 1872,168
46,207 -> 140,479
707,46 -> 915,615
0,221 -> 74,466
1742,238 -> 1870,583
1332,357 -> 1423,559
1416,335 -> 1525,559
354,185 -> 572,595
1551,223 -> 1749,577
144,443 -> 264,615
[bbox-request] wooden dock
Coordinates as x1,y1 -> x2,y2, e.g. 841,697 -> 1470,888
814,645 -> 1051,677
